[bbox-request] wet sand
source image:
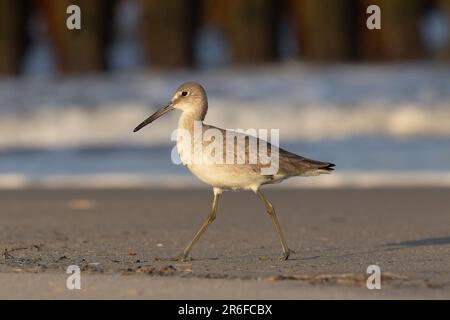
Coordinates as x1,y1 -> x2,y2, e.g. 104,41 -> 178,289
1,188 -> 450,299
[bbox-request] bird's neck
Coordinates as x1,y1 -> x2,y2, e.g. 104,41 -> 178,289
178,111 -> 204,133
177,111 -> 205,165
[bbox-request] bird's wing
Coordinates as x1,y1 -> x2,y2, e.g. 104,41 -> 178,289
200,125 -> 266,173
202,125 -> 335,176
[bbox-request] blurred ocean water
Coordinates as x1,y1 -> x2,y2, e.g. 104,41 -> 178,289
1,64 -> 450,188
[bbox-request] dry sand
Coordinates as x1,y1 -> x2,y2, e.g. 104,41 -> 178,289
1,188 -> 450,299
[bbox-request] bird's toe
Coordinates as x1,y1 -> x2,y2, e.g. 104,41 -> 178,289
169,254 -> 192,262
279,249 -> 293,261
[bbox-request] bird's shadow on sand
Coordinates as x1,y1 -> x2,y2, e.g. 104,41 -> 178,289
384,236 -> 450,251
303,236 -> 450,260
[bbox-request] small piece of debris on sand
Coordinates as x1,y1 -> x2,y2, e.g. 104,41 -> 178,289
132,265 -> 177,275
68,199 -> 96,210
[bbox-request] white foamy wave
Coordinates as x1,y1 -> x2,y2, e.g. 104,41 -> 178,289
1,64 -> 450,150
209,101 -> 450,141
1,102 -> 450,150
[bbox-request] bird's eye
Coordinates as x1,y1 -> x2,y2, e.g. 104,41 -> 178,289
181,91 -> 188,97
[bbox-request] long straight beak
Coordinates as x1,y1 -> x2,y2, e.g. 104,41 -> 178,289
133,103 -> 174,132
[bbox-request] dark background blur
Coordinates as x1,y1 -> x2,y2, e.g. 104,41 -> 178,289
1,0 -> 449,75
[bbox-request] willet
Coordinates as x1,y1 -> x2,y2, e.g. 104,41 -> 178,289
133,82 -> 335,261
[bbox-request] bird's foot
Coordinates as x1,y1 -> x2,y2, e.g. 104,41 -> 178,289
279,248 -> 294,261
169,254 -> 192,262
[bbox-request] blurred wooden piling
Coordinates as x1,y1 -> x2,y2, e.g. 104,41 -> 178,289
221,0 -> 278,64
437,0 -> 450,59
139,0 -> 200,68
291,0 -> 355,61
38,0 -> 116,73
0,0 -> 30,74
358,0 -> 425,60
1,0 -> 450,75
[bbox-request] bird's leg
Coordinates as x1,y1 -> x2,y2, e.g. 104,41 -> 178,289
176,188 -> 221,262
255,189 -> 292,260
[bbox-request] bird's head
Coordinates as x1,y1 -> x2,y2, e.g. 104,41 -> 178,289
133,82 -> 208,132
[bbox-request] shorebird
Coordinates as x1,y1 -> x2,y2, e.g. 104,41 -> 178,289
133,82 -> 335,261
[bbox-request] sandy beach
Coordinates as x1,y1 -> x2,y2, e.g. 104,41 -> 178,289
1,188 -> 450,299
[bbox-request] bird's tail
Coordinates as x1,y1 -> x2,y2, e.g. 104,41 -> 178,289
290,157 -> 336,176
278,149 -> 335,177
315,162 -> 335,174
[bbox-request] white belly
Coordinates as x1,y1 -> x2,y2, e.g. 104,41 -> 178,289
187,163 -> 268,190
